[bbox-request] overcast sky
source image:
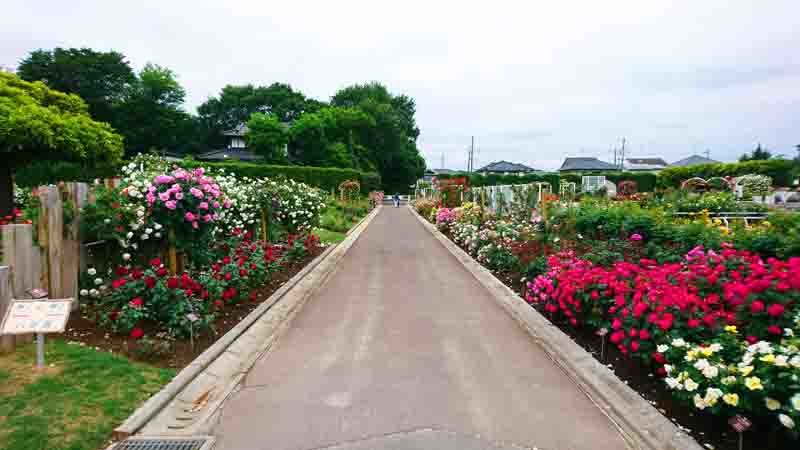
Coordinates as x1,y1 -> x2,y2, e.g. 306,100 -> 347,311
3,1 -> 799,170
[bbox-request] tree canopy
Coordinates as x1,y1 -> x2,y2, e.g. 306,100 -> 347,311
740,144 -> 773,162
17,47 -> 135,125
245,113 -> 289,164
0,72 -> 123,215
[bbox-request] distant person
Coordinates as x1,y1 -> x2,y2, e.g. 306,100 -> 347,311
393,193 -> 400,207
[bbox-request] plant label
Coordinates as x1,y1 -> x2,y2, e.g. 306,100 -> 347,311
729,415 -> 751,433
0,298 -> 73,335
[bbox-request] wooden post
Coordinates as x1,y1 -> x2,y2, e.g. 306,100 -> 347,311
62,182 -> 87,310
0,266 -> 13,353
260,208 -> 268,242
1,224 -> 41,346
168,229 -> 178,275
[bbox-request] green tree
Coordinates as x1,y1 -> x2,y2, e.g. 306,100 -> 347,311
331,82 -> 425,192
740,143 -> 772,162
245,113 -> 289,163
288,107 -> 375,168
0,73 -> 123,215
17,47 -> 136,124
115,63 -> 191,155
198,83 -> 323,149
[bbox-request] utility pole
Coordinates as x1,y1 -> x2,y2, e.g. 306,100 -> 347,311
705,148 -> 711,159
469,136 -> 475,172
612,145 -> 617,167
441,153 -> 445,170
619,137 -> 626,170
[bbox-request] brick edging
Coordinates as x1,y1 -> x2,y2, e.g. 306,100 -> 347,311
408,206 -> 703,450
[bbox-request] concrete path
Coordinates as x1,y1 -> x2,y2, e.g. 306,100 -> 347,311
213,207 -> 628,450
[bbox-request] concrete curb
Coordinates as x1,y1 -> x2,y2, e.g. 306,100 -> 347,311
409,206 -> 703,450
114,206 -> 382,439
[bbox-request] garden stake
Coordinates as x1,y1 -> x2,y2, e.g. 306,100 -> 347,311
729,415 -> 750,450
168,229 -> 177,274
260,208 -> 267,242
596,328 -> 608,363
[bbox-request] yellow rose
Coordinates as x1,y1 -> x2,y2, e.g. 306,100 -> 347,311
745,377 -> 763,391
740,366 -> 754,376
760,354 -> 776,364
723,393 -> 740,406
701,347 -> 714,357
766,397 -> 781,410
724,325 -> 738,334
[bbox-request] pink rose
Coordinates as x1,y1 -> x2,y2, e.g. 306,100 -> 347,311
213,201 -> 220,209
190,187 -> 204,199
154,175 -> 174,185
203,214 -> 212,223
199,202 -> 209,210
158,191 -> 171,202
146,192 -> 156,205
165,200 -> 177,210
767,303 -> 785,317
185,212 -> 196,222
192,221 -> 199,229
223,199 -> 232,208
175,192 -> 184,200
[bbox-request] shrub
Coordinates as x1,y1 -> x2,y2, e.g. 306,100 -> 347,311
659,159 -> 796,189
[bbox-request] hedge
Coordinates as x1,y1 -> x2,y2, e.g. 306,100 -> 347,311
658,159 -> 797,188
181,160 -> 382,193
15,158 -> 381,194
438,171 -> 656,192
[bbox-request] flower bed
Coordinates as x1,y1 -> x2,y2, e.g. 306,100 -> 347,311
413,197 -> 800,449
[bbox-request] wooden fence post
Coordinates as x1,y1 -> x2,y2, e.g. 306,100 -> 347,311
0,266 -> 13,353
260,209 -> 268,242
1,224 -> 41,346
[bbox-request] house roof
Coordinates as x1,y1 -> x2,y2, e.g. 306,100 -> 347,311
196,147 -> 263,161
670,155 -> 720,167
476,160 -> 534,173
559,157 -> 618,171
222,123 -> 248,137
432,168 -> 457,175
625,157 -> 668,171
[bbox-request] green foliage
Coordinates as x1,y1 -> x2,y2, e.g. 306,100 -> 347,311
179,159 -> 381,192
739,143 -> 773,161
658,159 -> 796,188
14,160 -> 119,187
114,63 -> 192,155
17,47 -> 136,124
331,82 -> 425,192
246,112 -> 288,163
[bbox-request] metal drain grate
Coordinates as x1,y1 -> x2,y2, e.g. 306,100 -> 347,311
113,436 -> 214,450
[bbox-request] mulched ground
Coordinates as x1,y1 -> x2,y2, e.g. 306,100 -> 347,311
60,250 -> 321,370
446,233 -> 796,450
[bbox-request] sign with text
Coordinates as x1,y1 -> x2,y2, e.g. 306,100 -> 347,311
0,298 -> 73,335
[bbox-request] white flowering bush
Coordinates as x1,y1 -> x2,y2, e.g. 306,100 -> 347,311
212,171 -> 262,233
271,179 -> 326,232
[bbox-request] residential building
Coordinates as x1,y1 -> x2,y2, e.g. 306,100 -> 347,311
670,155 -> 720,167
196,122 -> 290,162
558,157 -> 617,172
476,161 -> 535,176
624,158 -> 669,171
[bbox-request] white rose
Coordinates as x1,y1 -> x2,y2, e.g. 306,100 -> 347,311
141,234 -> 149,240
126,231 -> 134,239
80,289 -> 88,296
122,253 -> 131,261
87,268 -> 97,276
155,232 -> 162,238
657,344 -> 669,353
94,277 -> 103,285
104,218 -> 111,224
89,289 -> 99,297
154,223 -> 162,230
779,414 -> 795,429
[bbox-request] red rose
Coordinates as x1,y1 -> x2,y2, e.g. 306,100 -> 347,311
116,266 -> 129,276
750,300 -> 765,314
767,325 -> 782,335
150,257 -> 162,267
166,277 -> 179,289
224,272 -> 232,281
687,318 -> 701,329
630,340 -> 640,352
745,335 -> 759,344
156,267 -> 168,277
610,330 -> 625,344
130,328 -> 144,339
657,319 -> 672,331
655,367 -> 667,377
611,318 -> 622,330
214,299 -> 223,308
628,328 -> 638,337
144,276 -> 156,289
239,268 -> 247,277
590,291 -> 599,300
184,288 -> 194,297
129,297 -> 143,308
652,352 -> 666,364
111,278 -> 127,289
639,329 -> 650,340
767,303 -> 785,317
109,310 -> 119,321
222,256 -> 231,265
249,292 -> 258,302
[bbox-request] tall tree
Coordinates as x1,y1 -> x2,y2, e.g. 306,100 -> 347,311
198,83 -> 323,149
740,143 -> 772,162
245,113 -> 289,164
17,47 -> 135,124
0,72 -> 123,215
331,82 -> 425,192
288,107 -> 373,168
115,63 -> 191,155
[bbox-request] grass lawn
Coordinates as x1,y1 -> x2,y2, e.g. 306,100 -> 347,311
0,340 -> 174,450
314,227 -> 347,244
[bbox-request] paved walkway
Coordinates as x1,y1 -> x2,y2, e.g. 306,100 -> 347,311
213,207 -> 627,450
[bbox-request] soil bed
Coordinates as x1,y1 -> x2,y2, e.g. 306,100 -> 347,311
441,230 -> 795,450
60,250 -> 320,370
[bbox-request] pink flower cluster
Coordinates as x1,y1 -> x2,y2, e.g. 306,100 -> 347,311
435,207 -> 457,227
146,167 -> 230,229
526,246 -> 799,359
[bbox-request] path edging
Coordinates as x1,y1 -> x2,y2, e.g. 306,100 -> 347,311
114,206 -> 382,439
409,206 -> 703,450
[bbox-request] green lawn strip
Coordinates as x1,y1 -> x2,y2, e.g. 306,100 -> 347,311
0,340 -> 174,450
314,228 -> 347,244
